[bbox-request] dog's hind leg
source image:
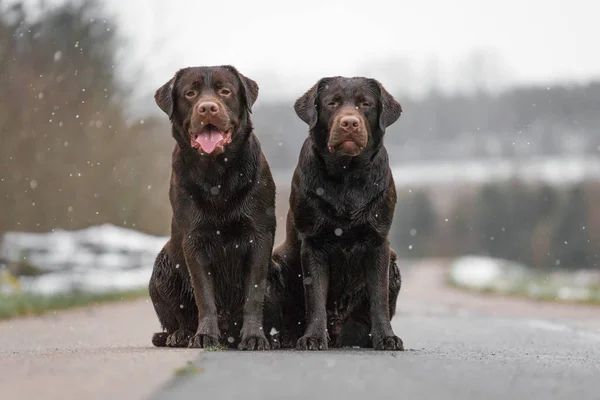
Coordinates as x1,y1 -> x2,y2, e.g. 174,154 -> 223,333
272,249 -> 305,349
263,259 -> 285,349
149,247 -> 196,347
388,248 -> 402,321
337,250 -> 402,348
336,312 -> 372,348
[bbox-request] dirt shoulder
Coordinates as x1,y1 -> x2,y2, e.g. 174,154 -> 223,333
0,298 -> 196,400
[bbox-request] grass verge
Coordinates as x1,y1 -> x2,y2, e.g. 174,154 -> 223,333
173,361 -> 205,377
447,273 -> 600,305
0,287 -> 149,320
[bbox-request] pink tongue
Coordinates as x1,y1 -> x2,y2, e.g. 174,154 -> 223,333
195,131 -> 224,154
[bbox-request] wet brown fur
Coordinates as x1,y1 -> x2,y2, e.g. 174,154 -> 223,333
148,66 -> 281,350
270,77 -> 404,350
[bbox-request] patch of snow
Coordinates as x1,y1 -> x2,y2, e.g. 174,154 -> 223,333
557,287 -> 591,301
449,256 -> 505,289
449,255 -> 599,303
19,267 -> 154,295
0,224 -> 167,295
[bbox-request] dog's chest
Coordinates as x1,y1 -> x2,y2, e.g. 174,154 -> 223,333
314,183 -> 382,231
317,184 -> 371,218
190,215 -> 258,258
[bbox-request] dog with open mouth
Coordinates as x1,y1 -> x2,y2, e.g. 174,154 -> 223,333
148,65 -> 281,350
270,76 -> 403,351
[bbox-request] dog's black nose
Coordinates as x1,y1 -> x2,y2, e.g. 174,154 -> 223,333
340,115 -> 360,131
197,101 -> 219,116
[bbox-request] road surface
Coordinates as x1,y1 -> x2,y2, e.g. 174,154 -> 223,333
2,261 -> 599,400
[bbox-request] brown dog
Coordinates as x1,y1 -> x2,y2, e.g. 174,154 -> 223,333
148,66 -> 280,350
271,77 -> 403,350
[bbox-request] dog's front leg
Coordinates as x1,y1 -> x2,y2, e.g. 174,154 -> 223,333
366,243 -> 404,350
297,241 -> 329,350
239,233 -> 272,351
183,238 -> 220,348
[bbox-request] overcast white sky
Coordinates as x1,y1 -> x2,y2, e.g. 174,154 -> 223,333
70,0 -> 600,111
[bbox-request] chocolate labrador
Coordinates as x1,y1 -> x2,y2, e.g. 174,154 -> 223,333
272,76 -> 403,350
148,65 -> 280,350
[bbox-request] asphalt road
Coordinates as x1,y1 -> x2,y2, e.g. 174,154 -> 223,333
152,312 -> 600,400
3,261 -> 600,400
152,262 -> 600,400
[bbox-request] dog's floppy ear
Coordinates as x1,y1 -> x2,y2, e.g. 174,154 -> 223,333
154,69 -> 186,119
294,78 -> 329,130
223,65 -> 259,111
239,72 -> 259,109
370,79 -> 402,131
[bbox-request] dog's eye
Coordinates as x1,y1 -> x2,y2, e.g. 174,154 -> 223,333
327,101 -> 338,107
185,90 -> 197,99
219,88 -> 231,96
361,102 -> 371,108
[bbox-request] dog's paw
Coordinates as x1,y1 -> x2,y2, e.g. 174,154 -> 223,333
278,331 -> 297,349
268,333 -> 281,350
238,332 -> 270,351
165,329 -> 193,347
188,333 -> 220,349
297,334 -> 328,351
372,334 -> 404,351
152,332 -> 169,347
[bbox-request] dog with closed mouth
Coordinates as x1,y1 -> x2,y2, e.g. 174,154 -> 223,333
271,76 -> 403,351
148,65 -> 280,350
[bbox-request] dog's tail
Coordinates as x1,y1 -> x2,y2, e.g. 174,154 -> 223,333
152,332 -> 169,347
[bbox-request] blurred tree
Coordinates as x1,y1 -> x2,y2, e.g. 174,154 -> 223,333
536,184 -> 559,220
392,190 -> 437,258
476,183 -> 512,258
551,184 -> 593,269
448,192 -> 478,256
504,181 -> 536,265
530,184 -> 560,268
583,182 -> 600,270
0,0 -> 172,236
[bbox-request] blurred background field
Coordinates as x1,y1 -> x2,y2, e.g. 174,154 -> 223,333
1,0 -> 599,316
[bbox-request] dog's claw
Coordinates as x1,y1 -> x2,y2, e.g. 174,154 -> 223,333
166,329 -> 193,347
188,333 -> 219,348
239,333 -> 270,351
372,335 -> 404,351
297,335 -> 328,351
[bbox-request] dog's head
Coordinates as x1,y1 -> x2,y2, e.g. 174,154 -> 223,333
294,77 -> 401,157
155,65 -> 258,156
